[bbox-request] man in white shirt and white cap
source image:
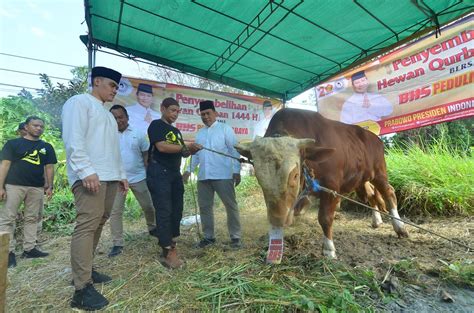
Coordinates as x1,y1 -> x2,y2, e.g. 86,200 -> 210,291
127,83 -> 161,135
183,100 -> 242,249
62,66 -> 129,311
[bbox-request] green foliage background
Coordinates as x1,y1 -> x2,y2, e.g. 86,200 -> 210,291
390,118 -> 473,155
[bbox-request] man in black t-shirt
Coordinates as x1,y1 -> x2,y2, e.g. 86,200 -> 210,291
0,116 -> 57,268
147,97 -> 201,269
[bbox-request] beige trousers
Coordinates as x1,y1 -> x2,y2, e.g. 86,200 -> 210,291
0,184 -> 43,252
70,181 -> 118,290
109,179 -> 156,246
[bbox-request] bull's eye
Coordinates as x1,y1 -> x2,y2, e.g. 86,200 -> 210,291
274,159 -> 282,171
288,166 -> 300,188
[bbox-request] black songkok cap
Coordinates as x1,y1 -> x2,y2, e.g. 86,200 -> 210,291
199,100 -> 215,111
351,70 -> 366,81
91,66 -> 122,85
137,83 -> 153,94
18,122 -> 26,130
263,100 -> 272,108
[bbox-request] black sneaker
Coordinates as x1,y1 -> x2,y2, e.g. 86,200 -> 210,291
91,270 -> 112,284
196,238 -> 216,248
71,270 -> 112,286
22,247 -> 49,258
149,228 -> 159,238
230,238 -> 242,249
108,246 -> 123,257
71,283 -> 109,311
8,252 -> 16,268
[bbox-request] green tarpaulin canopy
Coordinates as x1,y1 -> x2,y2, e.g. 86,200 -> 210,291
83,0 -> 473,100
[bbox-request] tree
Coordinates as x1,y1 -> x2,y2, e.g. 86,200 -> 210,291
390,119 -> 472,155
147,65 -> 254,95
27,66 -> 89,128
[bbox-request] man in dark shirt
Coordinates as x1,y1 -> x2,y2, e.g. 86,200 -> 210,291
147,97 -> 201,269
0,116 -> 57,268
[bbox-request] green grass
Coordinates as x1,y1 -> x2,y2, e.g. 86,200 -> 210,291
186,259 -> 381,312
437,259 -> 474,288
386,142 -> 473,216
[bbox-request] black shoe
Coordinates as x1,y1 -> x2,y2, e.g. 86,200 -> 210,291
108,246 -> 123,257
22,247 -> 49,258
230,238 -> 242,249
8,252 -> 16,268
197,238 -> 216,248
71,283 -> 109,311
149,228 -> 159,238
91,270 -> 112,284
71,270 -> 112,286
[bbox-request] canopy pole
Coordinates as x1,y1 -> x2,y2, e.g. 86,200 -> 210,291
87,30 -> 96,70
92,44 -> 96,67
87,45 -> 92,70
87,43 -> 96,69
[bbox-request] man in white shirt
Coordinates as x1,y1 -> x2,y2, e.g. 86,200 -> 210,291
183,100 -> 242,248
253,100 -> 274,139
340,70 -> 393,125
108,105 -> 156,257
127,83 -> 161,135
62,66 -> 129,311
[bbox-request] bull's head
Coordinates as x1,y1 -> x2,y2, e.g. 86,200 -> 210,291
236,137 -> 334,227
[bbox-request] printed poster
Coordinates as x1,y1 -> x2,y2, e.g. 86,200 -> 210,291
316,14 -> 473,135
110,78 -> 282,141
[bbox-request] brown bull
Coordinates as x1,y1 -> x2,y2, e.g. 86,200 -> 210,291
236,108 -> 408,259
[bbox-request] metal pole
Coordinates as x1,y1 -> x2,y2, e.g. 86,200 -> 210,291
87,35 -> 93,70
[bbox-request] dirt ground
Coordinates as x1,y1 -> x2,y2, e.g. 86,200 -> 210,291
285,208 -> 474,312
5,193 -> 473,312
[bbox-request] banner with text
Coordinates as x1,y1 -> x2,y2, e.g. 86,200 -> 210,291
316,14 -> 473,135
111,79 -> 282,141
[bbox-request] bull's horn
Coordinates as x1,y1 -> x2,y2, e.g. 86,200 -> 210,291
297,138 -> 316,148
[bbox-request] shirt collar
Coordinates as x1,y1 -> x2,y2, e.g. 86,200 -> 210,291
119,125 -> 133,133
135,103 -> 150,111
86,93 -> 103,104
207,121 -> 218,129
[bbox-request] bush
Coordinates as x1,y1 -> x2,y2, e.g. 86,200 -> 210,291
390,120 -> 472,156
43,188 -> 75,235
386,140 -> 473,216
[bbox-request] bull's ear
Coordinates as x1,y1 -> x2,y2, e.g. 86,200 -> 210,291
304,146 -> 335,163
235,142 -> 253,160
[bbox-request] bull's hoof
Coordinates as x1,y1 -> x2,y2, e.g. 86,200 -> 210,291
293,208 -> 305,216
322,249 -> 337,259
397,229 -> 409,238
371,221 -> 383,229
